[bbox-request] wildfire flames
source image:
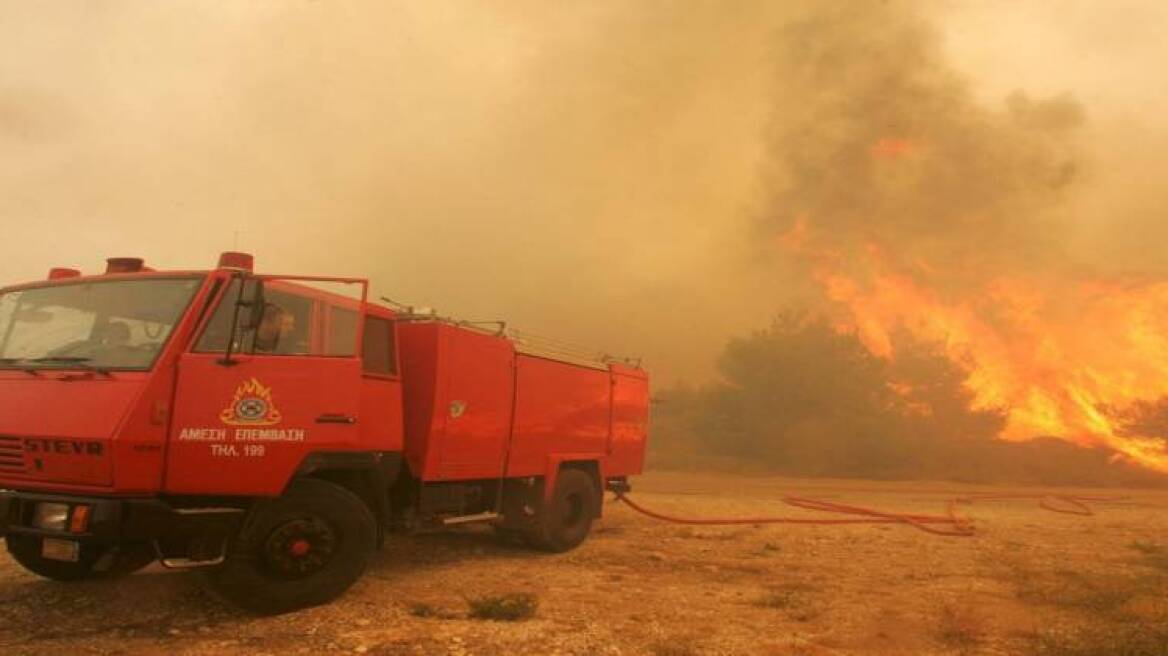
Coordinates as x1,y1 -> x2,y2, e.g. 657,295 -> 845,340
783,218 -> 1168,474
755,0 -> 1168,475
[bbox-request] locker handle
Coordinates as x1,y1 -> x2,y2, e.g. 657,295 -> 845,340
316,413 -> 357,424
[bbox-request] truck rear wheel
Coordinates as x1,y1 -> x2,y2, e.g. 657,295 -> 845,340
203,478 -> 377,614
525,469 -> 598,553
4,536 -> 154,581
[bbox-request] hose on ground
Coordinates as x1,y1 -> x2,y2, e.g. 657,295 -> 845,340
612,491 -> 1128,537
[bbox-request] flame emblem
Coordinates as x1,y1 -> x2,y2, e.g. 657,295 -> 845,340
220,377 -> 282,426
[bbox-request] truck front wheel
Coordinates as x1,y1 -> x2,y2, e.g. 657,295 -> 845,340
4,536 -> 154,581
525,469 -> 598,553
203,478 -> 377,614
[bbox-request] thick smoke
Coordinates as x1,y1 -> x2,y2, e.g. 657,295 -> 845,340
762,2 -> 1084,294
0,2 -> 796,382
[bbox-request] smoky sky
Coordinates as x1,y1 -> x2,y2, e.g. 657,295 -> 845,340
1,1 -> 1167,382
761,2 -> 1086,298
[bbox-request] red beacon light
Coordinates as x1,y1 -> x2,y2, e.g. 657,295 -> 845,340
217,251 -> 254,272
47,267 -> 81,280
105,257 -> 145,274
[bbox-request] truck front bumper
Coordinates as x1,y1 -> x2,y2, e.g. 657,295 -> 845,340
0,490 -> 243,543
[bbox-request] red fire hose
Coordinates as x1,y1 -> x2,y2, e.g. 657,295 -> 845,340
612,491 -> 1128,537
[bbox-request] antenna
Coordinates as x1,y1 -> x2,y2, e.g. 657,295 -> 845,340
379,295 -> 414,312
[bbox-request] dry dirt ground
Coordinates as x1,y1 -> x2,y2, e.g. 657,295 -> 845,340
2,471 -> 1167,655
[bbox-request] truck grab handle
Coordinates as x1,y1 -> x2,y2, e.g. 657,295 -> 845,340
315,413 -> 357,424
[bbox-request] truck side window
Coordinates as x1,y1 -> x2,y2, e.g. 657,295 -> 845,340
194,281 -> 314,356
257,289 -> 312,355
326,307 -> 358,357
362,316 -> 396,375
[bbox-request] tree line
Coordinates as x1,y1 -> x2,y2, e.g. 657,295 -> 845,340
651,312 -> 1166,487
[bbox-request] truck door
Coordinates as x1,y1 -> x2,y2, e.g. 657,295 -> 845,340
164,275 -> 368,496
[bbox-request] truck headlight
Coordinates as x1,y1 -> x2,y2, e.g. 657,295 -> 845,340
32,502 -> 70,530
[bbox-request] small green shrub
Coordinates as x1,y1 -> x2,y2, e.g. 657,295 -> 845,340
466,593 -> 538,621
409,603 -> 438,618
753,590 -> 797,609
937,603 -> 985,649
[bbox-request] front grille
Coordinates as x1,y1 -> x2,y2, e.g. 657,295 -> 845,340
0,435 -> 27,475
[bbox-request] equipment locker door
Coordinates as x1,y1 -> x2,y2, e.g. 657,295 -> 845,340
163,276 -> 367,496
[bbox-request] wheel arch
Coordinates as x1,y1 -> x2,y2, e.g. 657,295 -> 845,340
292,451 -> 402,541
546,456 -> 604,518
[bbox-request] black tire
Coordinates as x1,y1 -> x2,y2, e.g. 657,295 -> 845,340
203,478 -> 377,614
4,536 -> 153,581
525,469 -> 598,553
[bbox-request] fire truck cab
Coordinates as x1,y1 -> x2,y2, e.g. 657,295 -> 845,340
0,253 -> 649,612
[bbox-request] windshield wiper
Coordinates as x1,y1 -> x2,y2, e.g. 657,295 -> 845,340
26,356 -> 112,377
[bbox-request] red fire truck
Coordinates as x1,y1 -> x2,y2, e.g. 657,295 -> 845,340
0,253 -> 649,612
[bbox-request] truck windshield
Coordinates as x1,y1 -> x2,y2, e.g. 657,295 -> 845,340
0,276 -> 203,370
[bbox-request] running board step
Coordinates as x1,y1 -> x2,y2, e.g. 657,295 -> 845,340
441,512 -> 500,526
153,538 -> 228,570
158,554 -> 226,569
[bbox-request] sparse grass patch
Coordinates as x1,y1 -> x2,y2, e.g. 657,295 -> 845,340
408,602 -> 459,619
717,562 -> 767,576
1014,569 -> 1143,613
1007,562 -> 1168,654
466,593 -> 538,621
752,583 -> 819,621
937,603 -> 985,650
753,542 -> 782,556
1128,541 -> 1168,573
650,640 -> 701,656
788,606 -> 822,623
1129,541 -> 1163,555
754,589 -> 798,610
673,527 -> 746,541
1032,621 -> 1168,656
409,602 -> 437,618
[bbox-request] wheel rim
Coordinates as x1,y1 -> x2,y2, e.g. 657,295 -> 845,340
261,517 -> 339,579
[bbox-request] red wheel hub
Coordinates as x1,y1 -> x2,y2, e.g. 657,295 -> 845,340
263,518 -> 337,579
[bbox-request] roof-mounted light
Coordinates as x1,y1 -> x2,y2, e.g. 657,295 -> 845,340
47,267 -> 81,280
217,251 -> 254,272
106,257 -> 145,274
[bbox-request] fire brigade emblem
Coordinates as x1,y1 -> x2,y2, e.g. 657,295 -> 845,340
220,377 -> 283,426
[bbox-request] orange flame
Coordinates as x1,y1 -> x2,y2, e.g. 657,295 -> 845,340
782,221 -> 1168,473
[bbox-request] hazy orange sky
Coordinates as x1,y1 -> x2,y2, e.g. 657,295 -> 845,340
1,1 -> 1165,382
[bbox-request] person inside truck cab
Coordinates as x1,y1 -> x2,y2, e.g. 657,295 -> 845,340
96,320 -> 156,367
47,319 -> 133,360
101,321 -> 132,348
253,302 -> 299,354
